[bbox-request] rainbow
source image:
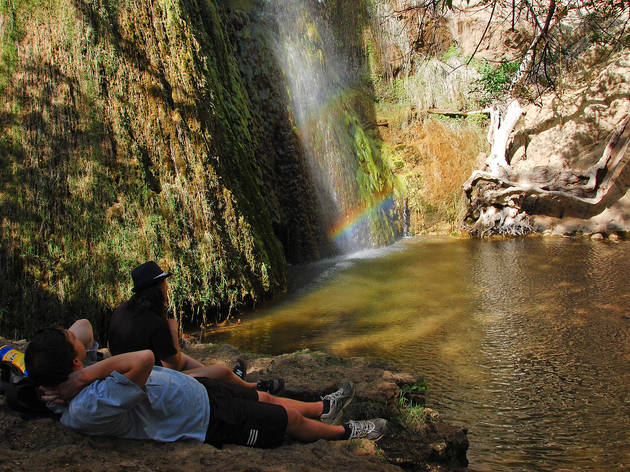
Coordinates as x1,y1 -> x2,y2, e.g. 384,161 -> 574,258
329,192 -> 395,242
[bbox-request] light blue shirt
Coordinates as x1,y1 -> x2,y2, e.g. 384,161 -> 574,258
60,366 -> 210,442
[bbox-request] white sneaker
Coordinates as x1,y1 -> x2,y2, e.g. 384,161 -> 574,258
320,381 -> 355,424
345,418 -> 387,441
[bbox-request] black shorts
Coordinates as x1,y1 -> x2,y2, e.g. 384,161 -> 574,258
196,378 -> 288,449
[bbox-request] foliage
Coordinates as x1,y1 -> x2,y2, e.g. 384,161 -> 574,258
405,55 -> 481,111
380,114 -> 486,234
0,0 -> 286,339
370,75 -> 409,104
473,59 -> 521,106
397,378 -> 430,431
399,377 -> 427,400
441,43 -> 459,61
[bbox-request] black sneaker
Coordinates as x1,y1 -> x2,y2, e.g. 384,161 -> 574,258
233,359 -> 247,380
344,418 -> 387,441
256,378 -> 284,394
320,381 -> 355,424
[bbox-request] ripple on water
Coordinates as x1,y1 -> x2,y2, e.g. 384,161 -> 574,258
207,237 -> 630,472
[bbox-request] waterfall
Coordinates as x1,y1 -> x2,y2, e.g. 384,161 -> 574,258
267,0 -> 402,252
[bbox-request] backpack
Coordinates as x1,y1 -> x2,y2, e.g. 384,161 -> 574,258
0,345 -> 56,418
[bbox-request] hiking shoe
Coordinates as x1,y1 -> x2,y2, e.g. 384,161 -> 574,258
256,378 -> 284,394
320,381 -> 355,424
344,418 -> 387,441
233,359 -> 247,380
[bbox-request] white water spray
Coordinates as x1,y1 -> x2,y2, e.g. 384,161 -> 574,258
267,0 -> 402,252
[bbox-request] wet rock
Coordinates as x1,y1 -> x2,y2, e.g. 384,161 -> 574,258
378,421 -> 469,470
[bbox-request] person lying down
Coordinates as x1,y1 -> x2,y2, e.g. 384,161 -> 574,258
25,328 -> 387,448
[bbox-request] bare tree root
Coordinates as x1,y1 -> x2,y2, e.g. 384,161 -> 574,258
462,104 -> 630,237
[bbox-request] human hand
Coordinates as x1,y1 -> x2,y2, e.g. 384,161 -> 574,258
40,370 -> 87,404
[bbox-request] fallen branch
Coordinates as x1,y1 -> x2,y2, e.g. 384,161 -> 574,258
422,108 -> 492,117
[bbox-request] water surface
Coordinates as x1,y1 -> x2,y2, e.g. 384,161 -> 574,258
208,236 -> 630,472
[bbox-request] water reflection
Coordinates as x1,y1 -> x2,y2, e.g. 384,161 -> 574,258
207,236 -> 630,471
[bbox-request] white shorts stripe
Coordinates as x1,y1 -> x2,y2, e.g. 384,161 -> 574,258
247,429 -> 259,446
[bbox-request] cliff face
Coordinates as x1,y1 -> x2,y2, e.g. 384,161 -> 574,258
365,0 -> 630,238
500,50 -> 630,237
229,0 -> 403,252
1,0 -> 292,336
4,0 -> 624,337
220,2 -> 335,263
0,0 -> 403,338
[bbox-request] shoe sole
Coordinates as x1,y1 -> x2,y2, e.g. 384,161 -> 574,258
368,427 -> 386,441
322,385 -> 355,425
233,359 -> 247,380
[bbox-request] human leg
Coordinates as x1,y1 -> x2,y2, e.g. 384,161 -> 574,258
197,378 -> 386,447
258,381 -> 354,423
284,407 -> 346,442
185,363 -> 284,392
185,364 -> 258,390
257,391 -> 323,419
198,377 -> 286,448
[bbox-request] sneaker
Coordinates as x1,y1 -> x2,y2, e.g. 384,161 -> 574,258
233,359 -> 247,380
344,418 -> 387,441
256,378 -> 285,394
320,381 -> 355,424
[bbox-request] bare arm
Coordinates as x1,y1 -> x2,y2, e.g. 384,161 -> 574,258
80,349 -> 154,387
161,351 -> 204,371
161,318 -> 203,371
42,350 -> 155,403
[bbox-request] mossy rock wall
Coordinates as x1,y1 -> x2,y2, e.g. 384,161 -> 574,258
220,2 -> 336,262
0,0 -> 290,337
0,0 -> 407,339
231,0 -> 403,251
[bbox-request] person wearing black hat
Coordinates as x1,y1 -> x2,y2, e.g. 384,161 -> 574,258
108,261 -> 283,393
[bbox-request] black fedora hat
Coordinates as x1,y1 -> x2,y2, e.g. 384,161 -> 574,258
131,261 -> 172,292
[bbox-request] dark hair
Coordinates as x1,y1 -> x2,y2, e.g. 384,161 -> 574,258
25,328 -> 76,387
128,282 -> 168,319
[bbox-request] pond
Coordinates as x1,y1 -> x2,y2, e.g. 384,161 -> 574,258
206,236 -> 630,472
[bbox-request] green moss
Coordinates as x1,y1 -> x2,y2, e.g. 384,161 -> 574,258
0,0 -> 52,93
442,42 -> 459,61
473,59 -> 521,106
0,0 -> 289,338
